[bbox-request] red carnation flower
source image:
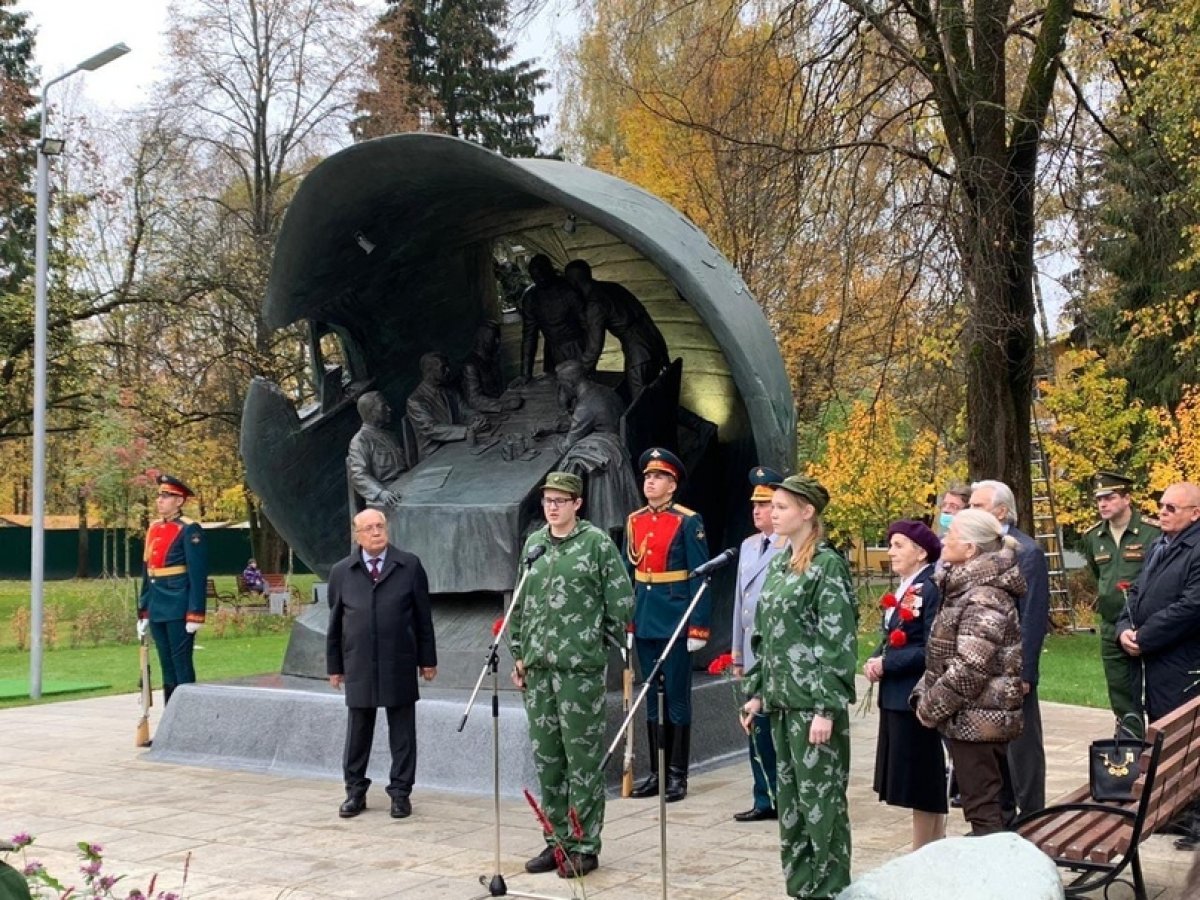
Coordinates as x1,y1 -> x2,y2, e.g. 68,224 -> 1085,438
1117,581 -> 1131,592
707,653 -> 736,676
881,593 -> 898,609
888,629 -> 907,648
492,616 -> 505,637
523,789 -> 554,835
568,807 -> 585,840
898,607 -> 915,622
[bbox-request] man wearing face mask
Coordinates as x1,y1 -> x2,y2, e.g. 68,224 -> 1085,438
936,485 -> 971,537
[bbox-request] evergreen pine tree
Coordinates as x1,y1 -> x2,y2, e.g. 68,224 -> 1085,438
0,0 -> 37,298
356,0 -> 548,157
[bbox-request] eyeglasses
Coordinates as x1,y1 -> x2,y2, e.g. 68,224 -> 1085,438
1159,502 -> 1199,514
355,523 -> 387,533
542,497 -> 576,508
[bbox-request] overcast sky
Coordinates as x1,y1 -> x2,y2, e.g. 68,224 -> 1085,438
22,0 -> 575,125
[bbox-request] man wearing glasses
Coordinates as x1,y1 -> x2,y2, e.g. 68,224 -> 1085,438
1118,482 -> 1200,851
326,508 -> 437,820
510,472 -> 632,879
138,474 -> 208,704
1117,483 -> 1200,723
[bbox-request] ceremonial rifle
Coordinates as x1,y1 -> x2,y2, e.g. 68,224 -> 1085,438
135,631 -> 152,747
621,626 -> 635,797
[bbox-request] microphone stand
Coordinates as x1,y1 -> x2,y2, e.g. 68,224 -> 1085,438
460,556 -> 565,900
601,573 -> 716,900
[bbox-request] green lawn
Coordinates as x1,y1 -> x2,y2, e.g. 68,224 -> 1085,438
0,576 -> 1108,711
0,633 -> 292,709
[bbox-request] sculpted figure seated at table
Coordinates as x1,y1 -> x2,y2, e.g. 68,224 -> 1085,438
406,351 -> 490,461
347,391 -> 407,510
460,321 -> 522,414
544,360 -> 639,533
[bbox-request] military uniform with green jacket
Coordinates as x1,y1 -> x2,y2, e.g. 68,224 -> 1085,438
511,518 -> 633,858
1082,508 -> 1160,731
745,542 -> 858,899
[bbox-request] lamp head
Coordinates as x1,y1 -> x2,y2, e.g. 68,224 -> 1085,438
77,43 -> 131,71
38,137 -> 66,156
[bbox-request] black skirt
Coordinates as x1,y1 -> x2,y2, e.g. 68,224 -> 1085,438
873,707 -> 948,813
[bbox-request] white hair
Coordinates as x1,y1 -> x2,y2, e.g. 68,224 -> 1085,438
971,479 -> 1018,525
952,509 -> 1018,554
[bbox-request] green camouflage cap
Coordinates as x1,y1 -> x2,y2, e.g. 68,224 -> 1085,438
542,471 -> 583,497
770,474 -> 830,513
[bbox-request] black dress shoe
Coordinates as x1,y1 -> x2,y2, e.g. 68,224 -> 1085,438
665,773 -> 687,803
557,852 -> 599,879
338,795 -> 366,818
629,774 -> 659,798
733,807 -> 777,822
390,796 -> 412,819
525,846 -> 559,874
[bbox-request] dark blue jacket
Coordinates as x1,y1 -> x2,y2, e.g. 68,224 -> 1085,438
873,566 -> 940,711
1116,519 -> 1200,720
1010,525 -> 1050,685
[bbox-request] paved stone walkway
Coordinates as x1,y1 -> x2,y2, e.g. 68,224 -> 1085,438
0,691 -> 1190,898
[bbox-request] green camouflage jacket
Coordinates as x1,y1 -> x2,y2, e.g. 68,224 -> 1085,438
511,519 -> 634,672
745,543 -> 858,715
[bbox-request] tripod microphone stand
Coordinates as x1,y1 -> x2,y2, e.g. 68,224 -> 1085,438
602,572 -> 719,900
459,546 -> 564,900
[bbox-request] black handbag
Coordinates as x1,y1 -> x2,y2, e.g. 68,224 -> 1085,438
1088,714 -> 1147,802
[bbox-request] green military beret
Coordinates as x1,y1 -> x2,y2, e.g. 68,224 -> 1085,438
542,471 -> 583,497
770,474 -> 830,513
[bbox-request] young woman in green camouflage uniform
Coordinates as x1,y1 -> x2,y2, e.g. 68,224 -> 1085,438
511,472 -> 634,879
741,474 -> 858,899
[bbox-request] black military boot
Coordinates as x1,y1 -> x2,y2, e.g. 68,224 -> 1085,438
630,721 -> 665,798
665,724 -> 690,803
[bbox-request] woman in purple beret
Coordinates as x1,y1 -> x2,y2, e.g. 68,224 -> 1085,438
863,519 -> 947,849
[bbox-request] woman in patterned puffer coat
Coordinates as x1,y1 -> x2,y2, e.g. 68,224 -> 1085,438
912,508 -> 1025,835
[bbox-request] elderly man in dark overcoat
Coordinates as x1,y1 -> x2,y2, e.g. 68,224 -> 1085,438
327,507 -> 437,820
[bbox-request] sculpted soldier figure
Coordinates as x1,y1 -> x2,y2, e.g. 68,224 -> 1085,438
137,474 -> 208,704
551,360 -> 638,534
625,447 -> 710,802
564,259 -> 669,399
511,254 -> 586,386
406,351 -> 488,460
461,321 -> 522,413
511,472 -> 633,880
347,391 -> 407,509
1082,471 -> 1160,737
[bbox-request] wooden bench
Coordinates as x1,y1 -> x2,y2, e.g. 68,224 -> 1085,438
235,574 -> 270,610
205,578 -> 235,611
1014,695 -> 1200,899
262,573 -> 302,613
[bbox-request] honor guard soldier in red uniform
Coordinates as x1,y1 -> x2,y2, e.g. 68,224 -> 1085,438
138,474 -> 208,703
625,447 -> 710,802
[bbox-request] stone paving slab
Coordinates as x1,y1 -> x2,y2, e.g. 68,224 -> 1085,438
0,689 -> 1190,898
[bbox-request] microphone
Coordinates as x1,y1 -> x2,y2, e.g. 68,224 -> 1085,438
524,544 -> 547,566
690,547 -> 738,578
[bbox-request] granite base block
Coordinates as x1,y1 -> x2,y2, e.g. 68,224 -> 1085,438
145,676 -> 747,798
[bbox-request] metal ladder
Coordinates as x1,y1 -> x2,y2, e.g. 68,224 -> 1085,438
1031,377 -> 1081,631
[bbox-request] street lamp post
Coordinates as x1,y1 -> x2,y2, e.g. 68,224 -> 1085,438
30,42 -> 130,699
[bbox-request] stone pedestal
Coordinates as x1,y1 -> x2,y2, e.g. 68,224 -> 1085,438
145,674 -> 748,798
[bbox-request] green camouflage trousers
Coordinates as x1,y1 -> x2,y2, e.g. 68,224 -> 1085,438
525,668 -> 608,855
771,707 -> 852,898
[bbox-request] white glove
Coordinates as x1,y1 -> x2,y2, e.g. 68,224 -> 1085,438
185,621 -> 202,634
687,638 -> 707,653
136,619 -> 148,640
